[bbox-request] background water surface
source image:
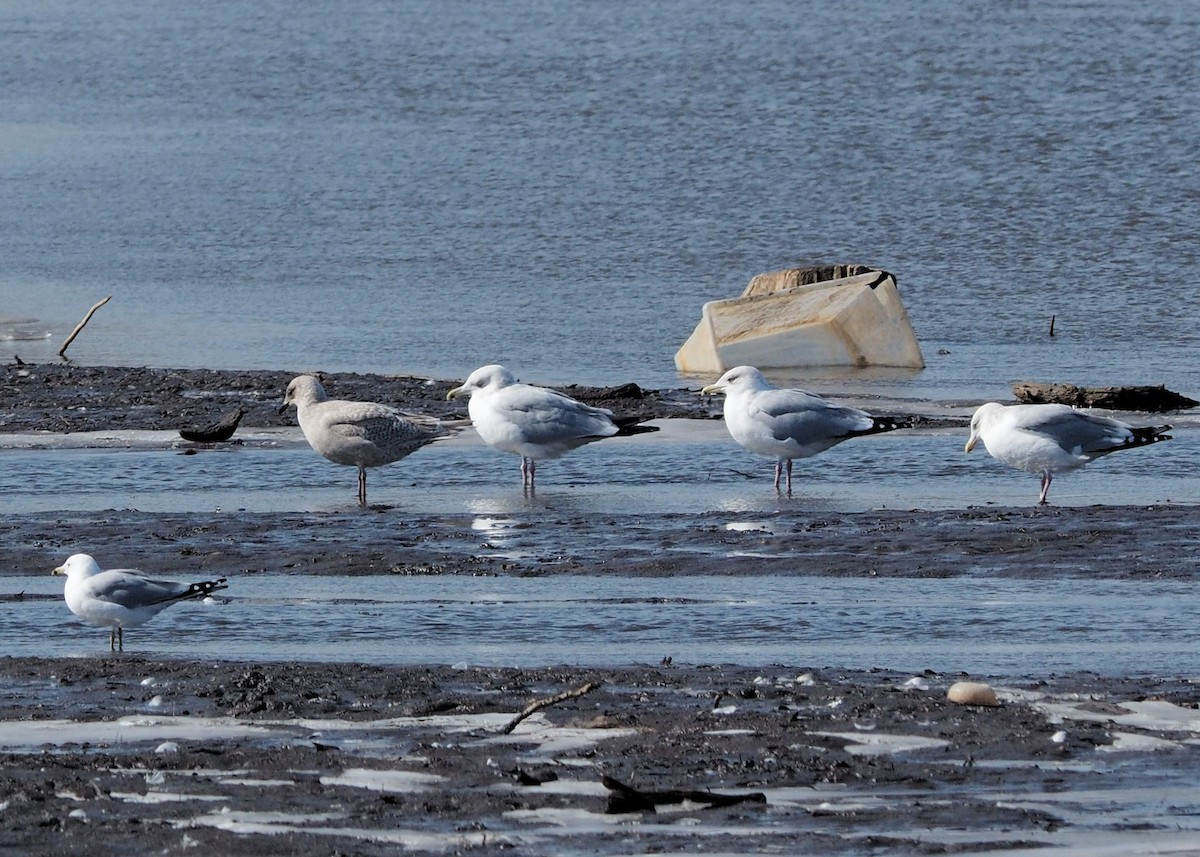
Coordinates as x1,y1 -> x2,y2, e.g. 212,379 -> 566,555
1,0 -> 1197,401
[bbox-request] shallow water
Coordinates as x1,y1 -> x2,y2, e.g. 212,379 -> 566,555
4,422 -> 1198,678
2,421 -> 1197,515
8,571 -> 1199,679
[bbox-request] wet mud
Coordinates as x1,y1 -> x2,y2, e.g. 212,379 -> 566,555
1,657 -> 1197,855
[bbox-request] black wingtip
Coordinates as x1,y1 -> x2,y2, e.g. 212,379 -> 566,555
613,416 -> 659,437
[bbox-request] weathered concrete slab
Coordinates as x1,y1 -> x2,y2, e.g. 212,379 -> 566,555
675,266 -> 924,374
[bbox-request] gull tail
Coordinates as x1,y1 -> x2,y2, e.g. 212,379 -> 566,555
173,578 -> 229,603
850,415 -> 912,438
1124,424 -> 1172,449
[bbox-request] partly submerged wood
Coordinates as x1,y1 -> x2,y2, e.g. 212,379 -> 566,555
675,266 -> 924,374
1013,382 -> 1198,412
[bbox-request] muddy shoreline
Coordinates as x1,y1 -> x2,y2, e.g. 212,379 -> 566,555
0,362 -> 711,435
2,657 -> 1197,855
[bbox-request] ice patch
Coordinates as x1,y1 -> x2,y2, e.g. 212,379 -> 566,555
320,768 -> 445,793
810,731 -> 951,755
0,716 -> 275,752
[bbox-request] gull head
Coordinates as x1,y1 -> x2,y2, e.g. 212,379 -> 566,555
447,364 -> 518,400
965,402 -> 1004,453
280,374 -> 328,414
53,553 -> 102,579
701,365 -> 770,397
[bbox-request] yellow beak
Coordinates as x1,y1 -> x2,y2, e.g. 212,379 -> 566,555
700,383 -> 724,396
446,386 -> 466,401
964,434 -> 978,454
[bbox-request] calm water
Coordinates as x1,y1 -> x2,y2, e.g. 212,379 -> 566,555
2,1 -> 1200,678
6,572 -> 1197,678
2,0 -> 1198,400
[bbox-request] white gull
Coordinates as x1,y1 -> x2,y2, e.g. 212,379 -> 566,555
701,365 -> 905,497
53,553 -> 227,651
446,364 -> 657,494
965,401 -> 1171,504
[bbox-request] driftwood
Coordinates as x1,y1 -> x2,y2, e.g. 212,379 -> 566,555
58,295 -> 113,358
179,408 -> 245,443
1012,382 -> 1198,413
500,681 -> 600,735
602,775 -> 767,814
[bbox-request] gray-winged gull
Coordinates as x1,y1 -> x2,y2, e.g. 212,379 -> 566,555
446,364 -> 658,494
965,401 -> 1171,504
280,374 -> 457,505
701,365 -> 906,496
53,553 -> 227,651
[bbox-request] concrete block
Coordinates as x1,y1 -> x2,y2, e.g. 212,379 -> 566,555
675,267 -> 925,374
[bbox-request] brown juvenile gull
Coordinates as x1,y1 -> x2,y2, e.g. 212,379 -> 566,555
280,374 -> 456,505
446,364 -> 658,494
53,553 -> 227,652
965,401 -> 1171,504
701,365 -> 905,496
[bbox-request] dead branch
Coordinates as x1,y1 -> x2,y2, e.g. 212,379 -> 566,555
58,295 -> 113,358
500,681 -> 600,735
602,775 -> 767,814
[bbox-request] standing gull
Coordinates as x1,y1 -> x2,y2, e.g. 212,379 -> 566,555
446,364 -> 658,494
53,554 -> 227,652
965,402 -> 1171,504
701,365 -> 906,496
280,374 -> 457,505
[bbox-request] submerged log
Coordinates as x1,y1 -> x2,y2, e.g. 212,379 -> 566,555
1012,382 -> 1198,412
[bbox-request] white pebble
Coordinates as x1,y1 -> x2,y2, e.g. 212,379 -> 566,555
946,681 -> 999,706
1051,730 -> 1068,744
155,741 -> 179,754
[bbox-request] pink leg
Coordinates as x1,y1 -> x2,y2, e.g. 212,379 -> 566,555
521,458 -> 537,496
773,460 -> 783,492
1038,472 -> 1052,505
785,459 -> 794,497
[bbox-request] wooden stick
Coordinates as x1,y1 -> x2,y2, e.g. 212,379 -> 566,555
602,775 -> 767,814
500,681 -> 600,734
58,295 -> 112,358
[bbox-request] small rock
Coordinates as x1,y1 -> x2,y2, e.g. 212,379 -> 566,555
946,681 -> 999,707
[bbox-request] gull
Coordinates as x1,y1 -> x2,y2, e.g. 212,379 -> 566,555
53,554 -> 227,652
701,365 -> 906,496
965,402 -> 1171,504
280,374 -> 457,505
446,364 -> 658,494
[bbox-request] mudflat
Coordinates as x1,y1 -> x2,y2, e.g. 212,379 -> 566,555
2,657 -> 1198,855
2,363 -> 1199,854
